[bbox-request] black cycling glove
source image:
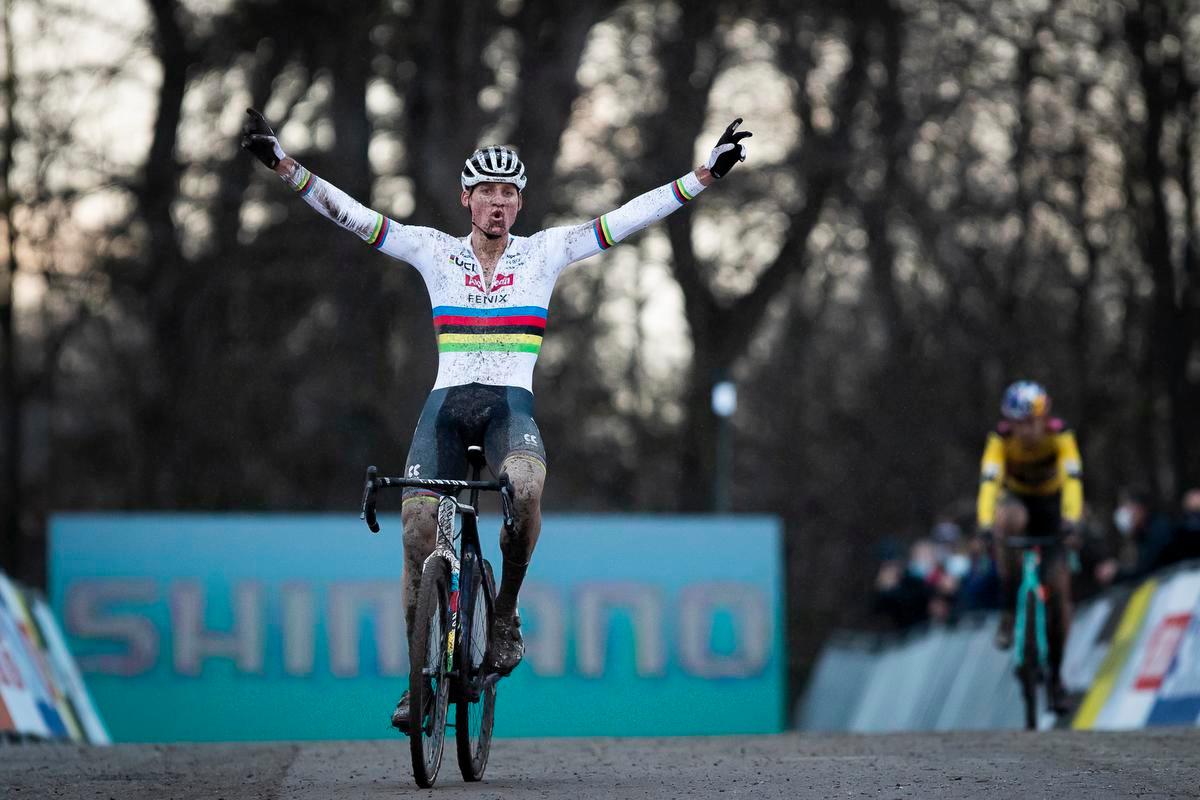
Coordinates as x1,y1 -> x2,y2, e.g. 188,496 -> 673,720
240,108 -> 286,169
705,118 -> 752,179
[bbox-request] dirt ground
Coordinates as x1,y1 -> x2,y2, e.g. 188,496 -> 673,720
3,728 -> 1198,799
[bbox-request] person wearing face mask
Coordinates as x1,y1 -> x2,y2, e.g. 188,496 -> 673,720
976,381 -> 1082,714
1112,489 -> 1181,580
873,538 -> 956,628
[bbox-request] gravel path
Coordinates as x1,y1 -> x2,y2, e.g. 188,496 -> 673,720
3,729 -> 1197,799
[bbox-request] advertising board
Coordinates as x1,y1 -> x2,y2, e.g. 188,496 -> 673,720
50,513 -> 783,742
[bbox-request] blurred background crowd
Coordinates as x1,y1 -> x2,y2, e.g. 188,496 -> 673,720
874,487 -> 1200,630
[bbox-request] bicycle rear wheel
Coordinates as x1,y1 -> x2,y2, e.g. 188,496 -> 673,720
1018,588 -> 1040,731
456,558 -> 496,781
410,558 -> 452,788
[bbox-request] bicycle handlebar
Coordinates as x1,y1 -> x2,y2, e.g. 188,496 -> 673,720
360,466 -> 380,533
375,476 -> 505,491
358,466 -> 514,534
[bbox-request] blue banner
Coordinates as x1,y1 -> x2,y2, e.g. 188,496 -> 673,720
49,513 -> 783,742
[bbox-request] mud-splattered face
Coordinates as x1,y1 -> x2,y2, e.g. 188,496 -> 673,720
461,182 -> 523,238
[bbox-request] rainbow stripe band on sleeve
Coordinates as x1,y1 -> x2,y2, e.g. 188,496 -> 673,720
292,167 -> 315,197
671,177 -> 695,204
367,213 -> 390,249
592,215 -> 616,250
432,305 -> 548,354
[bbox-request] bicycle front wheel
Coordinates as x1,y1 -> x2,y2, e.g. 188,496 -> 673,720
456,558 -> 496,781
410,558 -> 452,788
1018,588 -> 1040,731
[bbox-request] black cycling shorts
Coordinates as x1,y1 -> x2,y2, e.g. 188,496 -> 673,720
1012,491 -> 1063,538
402,383 -> 546,500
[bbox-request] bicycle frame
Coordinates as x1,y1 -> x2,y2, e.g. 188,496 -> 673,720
359,461 -> 512,686
1011,546 -> 1049,672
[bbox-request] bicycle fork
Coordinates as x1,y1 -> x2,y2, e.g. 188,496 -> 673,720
1012,549 -> 1049,672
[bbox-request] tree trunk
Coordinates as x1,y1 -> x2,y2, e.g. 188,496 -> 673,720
998,29 -> 1040,379
1174,82 -> 1197,493
1128,0 -> 1186,498
512,1 -> 618,227
0,0 -> 20,577
862,0 -> 912,357
677,348 -> 723,512
130,0 -> 192,507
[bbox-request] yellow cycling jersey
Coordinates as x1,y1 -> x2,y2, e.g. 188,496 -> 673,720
976,417 -> 1083,528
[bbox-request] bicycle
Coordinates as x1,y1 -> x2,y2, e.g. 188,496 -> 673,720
359,445 -> 514,787
1005,534 -> 1062,731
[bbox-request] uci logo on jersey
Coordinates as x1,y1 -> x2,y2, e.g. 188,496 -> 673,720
450,253 -> 476,272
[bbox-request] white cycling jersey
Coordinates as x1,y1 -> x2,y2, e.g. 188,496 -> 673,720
283,164 -> 707,392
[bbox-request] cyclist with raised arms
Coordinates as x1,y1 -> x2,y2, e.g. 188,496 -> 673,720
976,380 -> 1083,714
241,109 -> 751,729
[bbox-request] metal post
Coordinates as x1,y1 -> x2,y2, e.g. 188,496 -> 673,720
711,375 -> 736,513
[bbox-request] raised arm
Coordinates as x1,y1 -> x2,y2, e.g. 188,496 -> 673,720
240,108 -> 436,265
551,119 -> 753,266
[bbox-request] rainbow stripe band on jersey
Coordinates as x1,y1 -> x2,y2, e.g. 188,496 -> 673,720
592,215 -> 616,250
292,166 -> 315,197
671,177 -> 695,204
367,213 -> 390,249
432,305 -> 548,354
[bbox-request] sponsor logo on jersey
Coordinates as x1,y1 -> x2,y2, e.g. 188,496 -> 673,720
467,293 -> 510,305
464,271 -> 515,294
450,253 -> 476,272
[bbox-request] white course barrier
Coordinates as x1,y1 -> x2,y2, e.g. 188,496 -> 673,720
796,561 -> 1200,732
0,571 -> 109,743
1072,563 -> 1200,729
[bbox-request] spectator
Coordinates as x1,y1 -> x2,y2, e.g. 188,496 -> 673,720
931,519 -> 963,561
1113,489 -> 1177,582
911,537 -> 961,623
1074,504 -> 1119,599
929,520 -> 965,619
1169,488 -> 1200,563
955,533 -> 1002,612
873,539 -> 935,629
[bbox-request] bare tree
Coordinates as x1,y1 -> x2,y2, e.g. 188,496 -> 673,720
1125,0 -> 1200,498
0,0 -> 20,576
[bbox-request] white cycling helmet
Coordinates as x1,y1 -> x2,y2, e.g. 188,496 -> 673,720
461,145 -> 527,192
